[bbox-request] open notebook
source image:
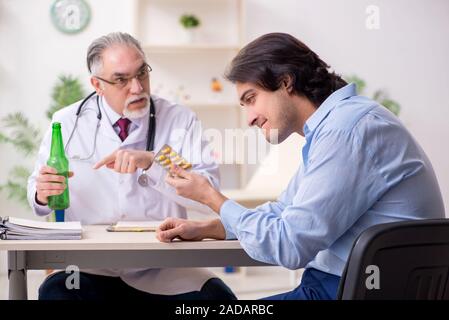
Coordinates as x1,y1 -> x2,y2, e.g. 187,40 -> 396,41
0,216 -> 82,240
107,221 -> 162,232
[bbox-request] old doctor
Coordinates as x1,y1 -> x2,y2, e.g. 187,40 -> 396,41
27,32 -> 236,300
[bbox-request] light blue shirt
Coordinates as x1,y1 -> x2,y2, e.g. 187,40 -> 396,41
220,83 -> 445,276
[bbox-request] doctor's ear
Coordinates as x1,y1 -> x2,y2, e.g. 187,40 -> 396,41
90,77 -> 104,96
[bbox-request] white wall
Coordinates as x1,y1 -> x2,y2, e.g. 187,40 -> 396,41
0,0 -> 448,218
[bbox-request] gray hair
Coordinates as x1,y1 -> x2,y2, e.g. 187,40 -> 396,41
86,32 -> 146,75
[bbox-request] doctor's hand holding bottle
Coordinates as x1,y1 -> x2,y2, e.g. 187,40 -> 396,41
36,122 -> 74,207
35,166 -> 74,206
93,149 -> 155,173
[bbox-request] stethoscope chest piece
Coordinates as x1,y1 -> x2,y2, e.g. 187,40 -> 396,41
138,169 -> 149,187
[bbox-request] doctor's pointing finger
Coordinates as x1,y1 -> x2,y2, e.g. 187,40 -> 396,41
93,149 -> 155,173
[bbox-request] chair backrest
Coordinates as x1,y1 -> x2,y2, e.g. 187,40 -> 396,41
337,219 -> 449,300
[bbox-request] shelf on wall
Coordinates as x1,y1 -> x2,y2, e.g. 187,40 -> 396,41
135,0 -> 247,189
135,0 -> 245,52
143,44 -> 240,53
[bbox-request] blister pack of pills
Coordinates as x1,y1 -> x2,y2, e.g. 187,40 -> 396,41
154,144 -> 192,171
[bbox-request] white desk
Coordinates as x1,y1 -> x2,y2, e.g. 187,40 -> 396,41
0,225 -> 268,300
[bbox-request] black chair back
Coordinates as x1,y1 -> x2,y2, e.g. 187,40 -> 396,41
338,219 -> 449,300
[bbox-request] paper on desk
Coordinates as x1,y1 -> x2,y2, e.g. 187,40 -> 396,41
107,220 -> 162,232
7,216 -> 82,230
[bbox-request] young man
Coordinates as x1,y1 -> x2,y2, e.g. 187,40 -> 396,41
157,32 -> 445,300
28,32 -> 236,300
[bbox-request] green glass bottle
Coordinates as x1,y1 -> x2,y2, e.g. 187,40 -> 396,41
47,122 -> 70,210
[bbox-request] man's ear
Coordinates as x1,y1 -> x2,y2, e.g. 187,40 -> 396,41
282,75 -> 294,94
90,77 -> 104,96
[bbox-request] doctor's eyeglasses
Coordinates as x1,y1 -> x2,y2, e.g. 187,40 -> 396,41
95,63 -> 152,89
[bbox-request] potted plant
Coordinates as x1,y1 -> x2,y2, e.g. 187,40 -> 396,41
179,14 -> 201,43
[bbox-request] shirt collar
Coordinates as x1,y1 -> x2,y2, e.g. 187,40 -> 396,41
101,96 -> 121,126
303,83 -> 357,136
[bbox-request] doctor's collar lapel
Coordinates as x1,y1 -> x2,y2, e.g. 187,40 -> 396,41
120,110 -> 149,147
97,96 -> 126,143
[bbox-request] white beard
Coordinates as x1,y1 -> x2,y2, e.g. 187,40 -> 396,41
123,103 -> 149,119
123,94 -> 150,119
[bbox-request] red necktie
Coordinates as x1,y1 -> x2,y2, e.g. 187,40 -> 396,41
116,118 -> 131,141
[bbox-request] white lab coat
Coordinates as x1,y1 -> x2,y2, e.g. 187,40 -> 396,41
27,94 -> 220,295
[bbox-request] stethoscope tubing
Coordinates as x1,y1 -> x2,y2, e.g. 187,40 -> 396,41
64,92 -> 156,161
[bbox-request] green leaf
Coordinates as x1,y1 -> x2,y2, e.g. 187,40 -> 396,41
47,74 -> 85,119
381,99 -> 401,116
344,75 -> 366,94
180,14 -> 200,29
0,131 -> 12,144
10,165 -> 31,179
0,112 -> 42,155
372,89 -> 401,116
0,165 -> 31,208
344,74 -> 401,116
373,89 -> 386,102
2,181 -> 28,207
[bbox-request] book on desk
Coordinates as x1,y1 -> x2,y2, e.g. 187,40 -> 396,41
0,216 -> 82,240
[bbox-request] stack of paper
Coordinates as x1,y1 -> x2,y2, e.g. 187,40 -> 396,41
0,216 -> 82,240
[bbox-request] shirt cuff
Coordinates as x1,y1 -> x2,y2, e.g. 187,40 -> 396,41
220,200 -> 247,240
33,192 -> 52,216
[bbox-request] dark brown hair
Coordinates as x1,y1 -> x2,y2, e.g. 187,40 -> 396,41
225,33 -> 347,107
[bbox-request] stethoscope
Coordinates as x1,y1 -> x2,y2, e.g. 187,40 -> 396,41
64,91 -> 156,187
